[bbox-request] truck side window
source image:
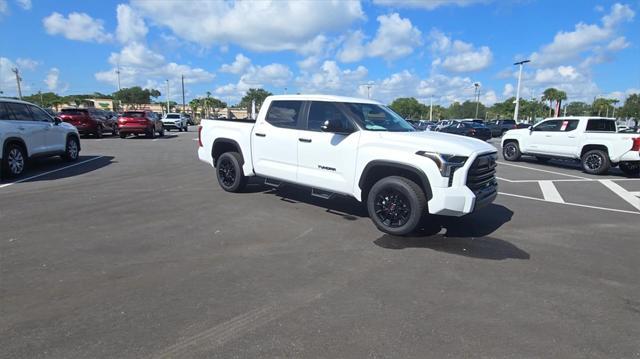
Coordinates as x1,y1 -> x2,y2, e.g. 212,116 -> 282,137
562,120 -> 579,132
307,101 -> 352,131
266,101 -> 302,129
586,119 -> 616,132
534,120 -> 562,132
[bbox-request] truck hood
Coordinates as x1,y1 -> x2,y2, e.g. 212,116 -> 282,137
377,131 -> 496,157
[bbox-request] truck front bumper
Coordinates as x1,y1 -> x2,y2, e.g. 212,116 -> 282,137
428,183 -> 497,217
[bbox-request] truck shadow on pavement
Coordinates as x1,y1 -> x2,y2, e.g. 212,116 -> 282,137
374,204 -> 530,260
515,157 -> 632,178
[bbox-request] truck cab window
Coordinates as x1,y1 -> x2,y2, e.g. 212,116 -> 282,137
307,101 -> 352,131
266,101 -> 302,129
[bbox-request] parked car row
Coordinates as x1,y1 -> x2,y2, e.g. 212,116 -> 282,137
0,99 -> 195,179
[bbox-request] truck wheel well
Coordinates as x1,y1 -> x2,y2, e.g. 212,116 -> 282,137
3,138 -> 28,158
581,144 -> 608,157
359,162 -> 432,202
212,139 -> 244,167
503,139 -> 518,147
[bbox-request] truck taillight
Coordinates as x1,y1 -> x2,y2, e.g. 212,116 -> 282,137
198,126 -> 203,147
632,137 -> 640,151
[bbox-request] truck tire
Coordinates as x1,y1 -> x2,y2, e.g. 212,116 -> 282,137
2,143 -> 26,178
503,142 -> 521,161
216,152 -> 247,192
367,176 -> 426,236
581,149 -> 610,175
619,162 -> 640,177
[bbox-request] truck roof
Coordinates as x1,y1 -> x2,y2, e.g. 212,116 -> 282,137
543,116 -> 615,121
266,94 -> 382,105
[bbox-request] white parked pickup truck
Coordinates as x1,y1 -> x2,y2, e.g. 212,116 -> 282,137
198,95 -> 498,235
501,117 -> 640,176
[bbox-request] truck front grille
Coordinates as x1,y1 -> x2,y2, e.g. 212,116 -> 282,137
466,153 -> 498,194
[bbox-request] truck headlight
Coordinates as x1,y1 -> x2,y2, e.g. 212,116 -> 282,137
416,151 -> 468,177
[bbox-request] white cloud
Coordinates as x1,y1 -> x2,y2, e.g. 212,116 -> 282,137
220,54 -> 251,74
606,36 -> 629,51
44,67 -> 59,90
368,70 -> 419,102
95,43 -> 214,90
16,0 -> 30,10
1,57 -> 21,96
43,12 -> 112,43
216,62 -> 293,97
337,30 -> 367,63
417,74 -> 481,104
116,4 -> 148,44
296,60 -> 368,95
482,90 -> 498,106
521,65 -> 601,102
337,13 -> 421,62
0,0 -> 7,15
16,58 -> 38,70
503,83 -> 514,97
530,3 -> 634,67
429,30 -> 493,73
367,13 -> 422,61
131,0 -> 364,52
373,0 -> 490,10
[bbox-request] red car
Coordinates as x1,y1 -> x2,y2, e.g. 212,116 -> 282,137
59,108 -> 118,138
118,110 -> 165,139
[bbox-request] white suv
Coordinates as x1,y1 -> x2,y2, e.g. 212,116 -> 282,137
161,113 -> 188,132
1,99 -> 81,178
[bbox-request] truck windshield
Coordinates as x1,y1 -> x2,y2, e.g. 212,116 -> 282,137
343,103 -> 415,132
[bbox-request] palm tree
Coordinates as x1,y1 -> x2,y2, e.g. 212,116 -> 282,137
556,90 -> 567,116
189,98 -> 201,119
542,88 -> 557,116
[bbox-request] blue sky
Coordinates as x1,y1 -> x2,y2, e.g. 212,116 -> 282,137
1,0 -> 639,106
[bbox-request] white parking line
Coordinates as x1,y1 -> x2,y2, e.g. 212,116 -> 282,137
498,192 -> 640,215
0,156 -> 105,189
539,181 -> 565,203
599,179 -> 640,211
497,161 -> 589,179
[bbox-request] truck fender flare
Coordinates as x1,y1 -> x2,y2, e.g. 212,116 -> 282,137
358,160 -> 433,201
212,138 -> 244,166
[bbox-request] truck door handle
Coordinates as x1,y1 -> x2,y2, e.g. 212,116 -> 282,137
568,136 -> 576,138
255,133 -> 266,137
298,138 -> 312,143
545,135 -> 552,137
18,127 -> 25,130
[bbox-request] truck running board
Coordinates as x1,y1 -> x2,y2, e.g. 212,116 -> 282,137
264,178 -> 282,188
311,188 -> 335,200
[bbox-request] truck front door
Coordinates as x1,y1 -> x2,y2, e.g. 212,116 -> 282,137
296,101 -> 360,195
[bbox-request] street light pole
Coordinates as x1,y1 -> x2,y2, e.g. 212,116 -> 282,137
166,79 -> 170,114
474,82 -> 480,119
429,95 -> 433,122
513,59 -> 530,121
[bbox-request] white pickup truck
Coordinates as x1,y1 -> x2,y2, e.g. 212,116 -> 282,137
198,95 -> 498,235
501,117 -> 640,176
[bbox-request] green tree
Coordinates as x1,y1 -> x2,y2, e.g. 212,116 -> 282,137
113,87 -> 161,109
239,88 -> 272,110
620,94 -> 640,125
447,100 -> 485,119
565,101 -> 591,116
22,92 -> 64,109
542,88 -> 567,116
592,98 -> 618,116
389,97 -> 424,119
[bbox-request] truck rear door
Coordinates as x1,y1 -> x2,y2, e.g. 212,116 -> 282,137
251,100 -> 302,181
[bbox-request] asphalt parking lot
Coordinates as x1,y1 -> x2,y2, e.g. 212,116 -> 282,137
1,131 -> 639,358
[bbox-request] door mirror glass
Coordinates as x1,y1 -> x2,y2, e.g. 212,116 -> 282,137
320,119 -> 352,135
54,117 -> 62,125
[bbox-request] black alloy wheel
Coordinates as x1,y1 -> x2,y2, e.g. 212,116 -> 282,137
216,152 -> 247,192
374,189 -> 411,228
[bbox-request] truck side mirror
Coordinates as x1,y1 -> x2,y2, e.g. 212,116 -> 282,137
321,119 -> 352,135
